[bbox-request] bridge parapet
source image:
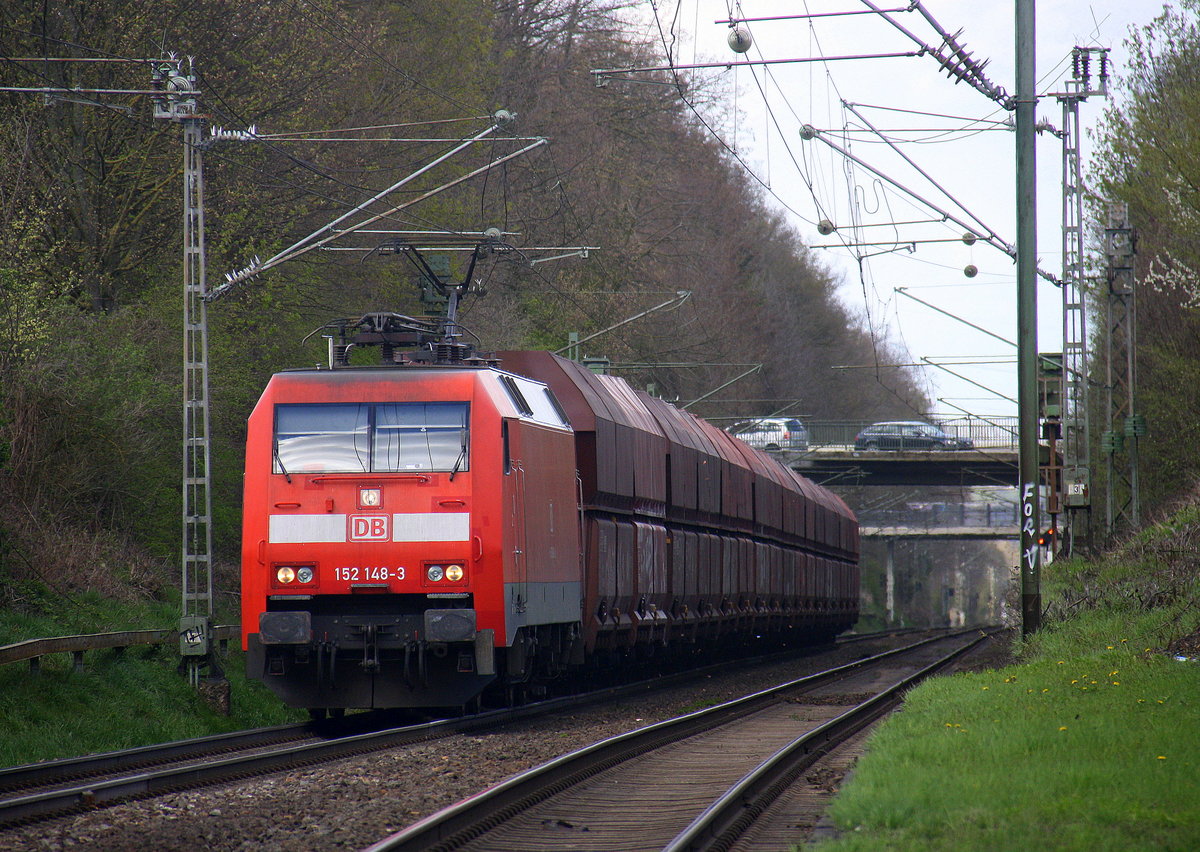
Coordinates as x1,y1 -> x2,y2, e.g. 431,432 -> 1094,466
859,503 -> 1018,528
803,416 -> 1018,451
857,504 -> 1020,539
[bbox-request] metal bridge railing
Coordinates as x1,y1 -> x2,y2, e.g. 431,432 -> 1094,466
0,626 -> 239,674
857,504 -> 1020,530
803,416 -> 1019,450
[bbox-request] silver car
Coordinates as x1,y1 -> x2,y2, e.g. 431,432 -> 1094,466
727,417 -> 809,452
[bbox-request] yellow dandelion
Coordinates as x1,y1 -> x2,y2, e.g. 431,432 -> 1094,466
1138,699 -> 1145,704
982,686 -> 989,690
1113,682 -> 1120,686
1071,679 -> 1078,684
1042,688 -> 1050,693
1059,726 -> 1068,731
1057,660 -> 1065,665
1110,671 -> 1119,677
1107,645 -> 1114,650
1157,756 -> 1166,760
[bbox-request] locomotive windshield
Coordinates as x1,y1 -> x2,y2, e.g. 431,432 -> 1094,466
274,402 -> 469,474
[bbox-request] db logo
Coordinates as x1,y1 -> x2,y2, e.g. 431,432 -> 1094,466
349,515 -> 390,541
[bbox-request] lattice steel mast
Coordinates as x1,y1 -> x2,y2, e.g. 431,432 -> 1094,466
1055,47 -> 1109,552
151,59 -> 217,686
1103,202 -> 1141,533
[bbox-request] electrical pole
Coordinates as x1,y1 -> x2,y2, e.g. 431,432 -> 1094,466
0,56 -> 220,687
1056,47 -> 1109,554
150,58 -> 219,687
1103,202 -> 1141,534
1015,0 -> 1041,635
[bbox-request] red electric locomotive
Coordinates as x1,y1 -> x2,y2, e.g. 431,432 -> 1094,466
242,359 -> 579,710
241,316 -> 858,713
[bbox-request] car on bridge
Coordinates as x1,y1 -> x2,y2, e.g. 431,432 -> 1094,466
853,421 -> 974,451
727,417 -> 809,452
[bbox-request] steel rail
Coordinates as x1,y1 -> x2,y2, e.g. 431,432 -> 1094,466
664,629 -> 998,851
364,629 -> 982,852
0,629 -> 916,826
0,711 -> 495,826
0,720 -> 315,794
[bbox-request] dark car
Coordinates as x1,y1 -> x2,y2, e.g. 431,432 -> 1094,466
854,421 -> 974,451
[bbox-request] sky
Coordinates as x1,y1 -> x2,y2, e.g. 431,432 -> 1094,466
624,1 -> 1168,420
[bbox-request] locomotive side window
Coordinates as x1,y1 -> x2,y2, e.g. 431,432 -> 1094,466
275,404 -> 370,473
273,402 -> 468,473
373,402 -> 469,472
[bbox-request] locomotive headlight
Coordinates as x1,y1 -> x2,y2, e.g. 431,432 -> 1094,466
276,566 -> 296,584
426,564 -> 444,582
296,566 -> 314,584
359,487 -> 382,508
445,564 -> 464,582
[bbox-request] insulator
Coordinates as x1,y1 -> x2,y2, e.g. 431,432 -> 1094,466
727,26 -> 753,54
1101,430 -> 1125,454
435,342 -> 472,364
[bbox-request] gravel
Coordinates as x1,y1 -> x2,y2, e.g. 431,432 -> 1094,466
1,630 -> 1012,851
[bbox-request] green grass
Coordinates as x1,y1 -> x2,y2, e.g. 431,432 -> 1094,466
0,593 -> 303,768
816,610 -> 1200,851
816,500 -> 1200,851
0,589 -> 182,645
0,644 -> 302,767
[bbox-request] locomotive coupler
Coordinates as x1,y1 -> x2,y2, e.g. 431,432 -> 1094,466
354,624 -> 384,673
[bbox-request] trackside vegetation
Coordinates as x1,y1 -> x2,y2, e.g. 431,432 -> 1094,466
0,595 -> 301,768
815,503 -> 1200,851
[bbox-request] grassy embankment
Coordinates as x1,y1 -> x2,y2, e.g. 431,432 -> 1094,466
817,505 -> 1200,851
0,592 -> 302,768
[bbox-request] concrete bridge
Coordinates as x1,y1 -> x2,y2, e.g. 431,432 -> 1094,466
859,524 -> 1019,539
789,447 -> 1022,488
855,503 -> 1021,540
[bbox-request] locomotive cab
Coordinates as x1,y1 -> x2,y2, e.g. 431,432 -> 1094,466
241,366 -> 579,711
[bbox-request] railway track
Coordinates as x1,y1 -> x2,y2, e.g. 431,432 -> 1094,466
366,628 -> 997,851
0,630 -> 919,828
